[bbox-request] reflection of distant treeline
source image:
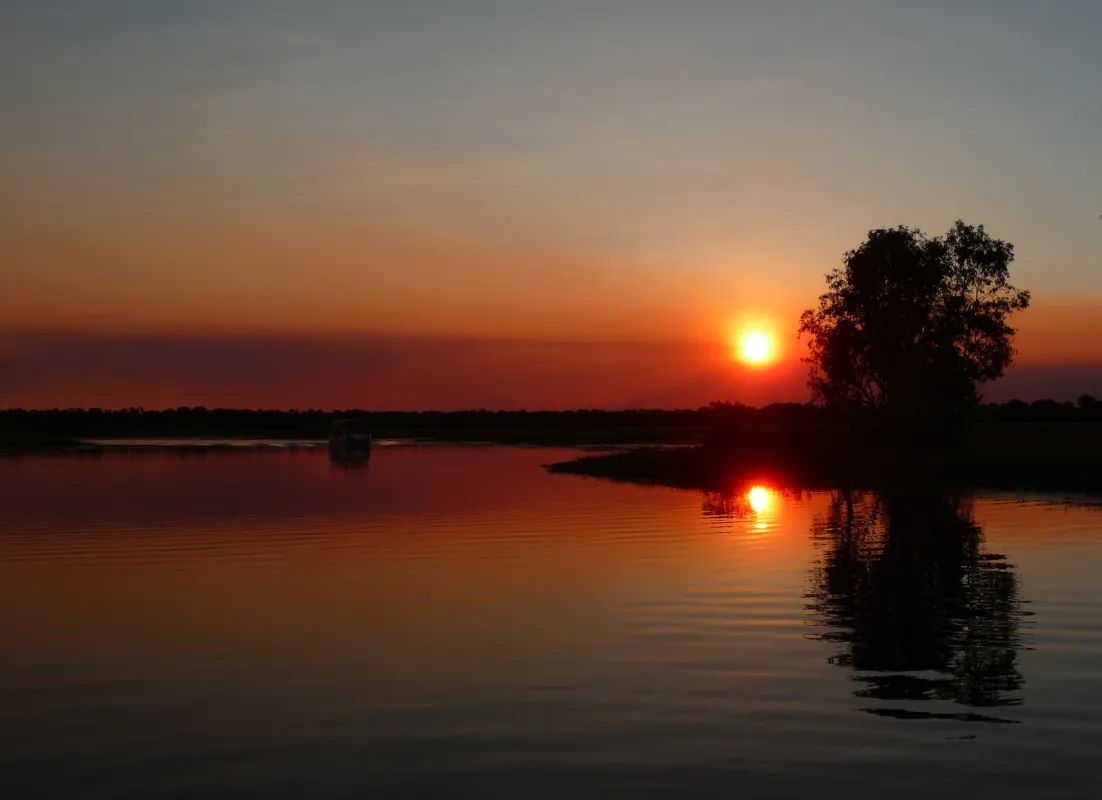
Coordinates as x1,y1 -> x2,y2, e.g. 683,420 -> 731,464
2,398 -> 1101,440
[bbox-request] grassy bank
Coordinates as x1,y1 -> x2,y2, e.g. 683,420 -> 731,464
547,422 -> 1102,493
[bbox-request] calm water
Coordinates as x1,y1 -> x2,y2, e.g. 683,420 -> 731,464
3,445 -> 1102,798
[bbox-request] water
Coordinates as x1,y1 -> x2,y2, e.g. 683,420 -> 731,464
2,445 -> 1102,798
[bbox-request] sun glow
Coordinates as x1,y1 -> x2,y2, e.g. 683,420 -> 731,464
725,310 -> 784,368
738,330 -> 774,365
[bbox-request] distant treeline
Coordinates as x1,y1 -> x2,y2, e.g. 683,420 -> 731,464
2,398 -> 1102,439
0,406 -> 722,440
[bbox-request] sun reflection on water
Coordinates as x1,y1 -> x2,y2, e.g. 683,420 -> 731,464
700,483 -> 783,537
747,485 -> 776,532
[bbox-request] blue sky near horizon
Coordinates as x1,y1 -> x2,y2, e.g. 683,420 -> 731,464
2,1 -> 1101,405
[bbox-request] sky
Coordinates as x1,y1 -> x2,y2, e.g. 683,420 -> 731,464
2,0 -> 1101,409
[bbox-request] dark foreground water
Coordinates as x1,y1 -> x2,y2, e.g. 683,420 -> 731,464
3,445 -> 1102,798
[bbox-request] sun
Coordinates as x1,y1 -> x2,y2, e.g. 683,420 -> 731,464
726,312 -> 782,366
738,330 -> 774,366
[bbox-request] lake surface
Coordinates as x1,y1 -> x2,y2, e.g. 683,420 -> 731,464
3,444 -> 1102,798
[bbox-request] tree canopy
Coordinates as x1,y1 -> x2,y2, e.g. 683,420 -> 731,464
798,221 -> 1030,435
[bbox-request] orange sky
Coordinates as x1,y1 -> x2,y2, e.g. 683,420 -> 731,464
2,216 -> 804,342
3,214 -> 1100,409
5,214 -> 1098,351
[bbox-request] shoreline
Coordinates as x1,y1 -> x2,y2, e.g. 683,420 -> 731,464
545,440 -> 1102,494
8,423 -> 1102,495
0,434 -> 665,456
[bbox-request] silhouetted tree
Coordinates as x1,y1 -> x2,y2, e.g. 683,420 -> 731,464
799,221 -> 1030,440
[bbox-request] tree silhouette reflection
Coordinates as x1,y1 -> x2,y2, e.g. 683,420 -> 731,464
805,490 -> 1028,723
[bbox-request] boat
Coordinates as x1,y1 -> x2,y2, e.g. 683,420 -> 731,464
328,418 -> 372,454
